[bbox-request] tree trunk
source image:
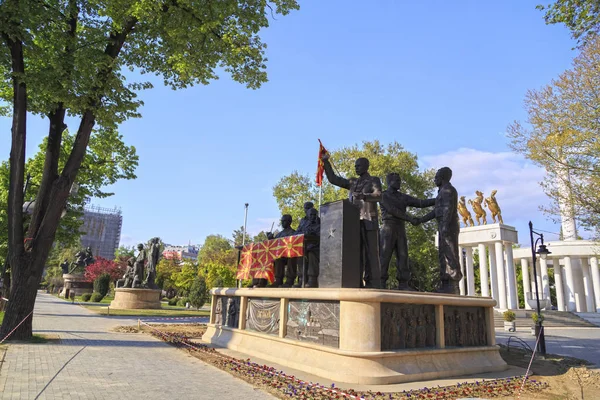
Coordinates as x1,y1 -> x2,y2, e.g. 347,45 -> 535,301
0,17 -> 137,340
1,255 -> 42,340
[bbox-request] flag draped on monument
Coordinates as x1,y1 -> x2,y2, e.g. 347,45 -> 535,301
316,139 -> 329,187
236,235 -> 305,282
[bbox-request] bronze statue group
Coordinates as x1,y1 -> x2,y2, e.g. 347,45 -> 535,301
254,153 -> 462,294
116,237 -> 160,289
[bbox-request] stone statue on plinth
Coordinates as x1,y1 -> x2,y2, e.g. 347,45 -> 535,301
321,154 -> 382,288
295,207 -> 320,288
144,237 -> 160,289
132,244 -> 146,288
379,173 -> 435,290
68,246 -> 95,274
116,257 -> 135,288
415,167 -> 463,294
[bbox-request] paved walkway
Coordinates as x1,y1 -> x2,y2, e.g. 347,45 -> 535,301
496,326 -> 600,367
0,293 -> 275,400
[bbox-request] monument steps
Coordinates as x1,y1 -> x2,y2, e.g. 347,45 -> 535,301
575,312 -> 600,327
493,310 -> 596,328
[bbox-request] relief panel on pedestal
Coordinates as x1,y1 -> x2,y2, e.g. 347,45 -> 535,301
214,296 -> 240,328
285,300 -> 340,348
246,298 -> 280,335
444,306 -> 487,347
381,303 -> 436,350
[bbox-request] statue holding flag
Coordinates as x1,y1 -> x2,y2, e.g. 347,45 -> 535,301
319,145 -> 382,288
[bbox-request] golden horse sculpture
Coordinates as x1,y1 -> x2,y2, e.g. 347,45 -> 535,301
457,196 -> 474,227
468,191 -> 487,225
484,189 -> 503,224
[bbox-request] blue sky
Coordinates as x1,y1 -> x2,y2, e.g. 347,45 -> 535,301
0,1 -> 582,247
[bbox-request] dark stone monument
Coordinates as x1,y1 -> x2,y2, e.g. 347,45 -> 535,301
319,200 -> 361,288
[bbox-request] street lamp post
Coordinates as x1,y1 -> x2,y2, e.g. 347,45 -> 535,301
528,221 -> 551,356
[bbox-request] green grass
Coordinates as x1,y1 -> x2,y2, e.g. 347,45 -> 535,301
52,293 -> 114,303
84,306 -> 209,317
0,311 -> 4,325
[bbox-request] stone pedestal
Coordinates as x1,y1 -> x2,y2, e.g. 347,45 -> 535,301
60,274 -> 93,298
203,288 -> 506,385
110,288 -> 162,309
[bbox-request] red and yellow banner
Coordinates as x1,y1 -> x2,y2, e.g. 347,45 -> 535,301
316,139 -> 329,187
236,234 -> 305,283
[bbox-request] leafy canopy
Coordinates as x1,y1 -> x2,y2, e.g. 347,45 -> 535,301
508,36 -> 600,235
0,130 -> 137,261
0,0 -> 300,123
538,0 -> 600,46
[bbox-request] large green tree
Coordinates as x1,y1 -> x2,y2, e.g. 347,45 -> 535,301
508,37 -> 600,235
0,0 -> 299,339
0,130 -> 137,264
272,140 -> 440,291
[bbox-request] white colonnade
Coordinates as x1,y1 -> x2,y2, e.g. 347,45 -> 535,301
457,223 -> 519,310
514,240 -> 600,313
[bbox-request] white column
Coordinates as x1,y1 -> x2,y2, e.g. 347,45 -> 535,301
478,244 -> 490,297
465,247 -> 475,296
495,242 -> 507,309
590,257 -> 600,313
505,244 -> 518,309
554,262 -> 566,311
488,245 -> 499,304
521,258 -> 532,310
564,256 -> 577,312
582,262 -> 595,313
540,258 -> 550,305
459,247 -> 466,296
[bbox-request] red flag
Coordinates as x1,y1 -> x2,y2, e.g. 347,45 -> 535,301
316,139 -> 329,186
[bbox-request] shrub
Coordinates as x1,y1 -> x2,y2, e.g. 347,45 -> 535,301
168,298 -> 178,306
532,313 -> 544,324
189,276 -> 208,309
93,273 -> 111,297
85,257 -> 123,282
90,292 -> 104,302
503,310 -> 516,322
176,297 -> 189,307
81,293 -> 92,302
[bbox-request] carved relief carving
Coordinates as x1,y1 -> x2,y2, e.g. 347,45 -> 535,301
381,303 -> 436,351
444,306 -> 487,347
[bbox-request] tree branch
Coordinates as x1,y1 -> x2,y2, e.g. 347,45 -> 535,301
26,0 -> 79,249
2,32 -> 28,263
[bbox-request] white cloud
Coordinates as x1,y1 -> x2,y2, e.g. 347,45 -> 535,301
119,234 -> 139,247
421,148 -> 550,228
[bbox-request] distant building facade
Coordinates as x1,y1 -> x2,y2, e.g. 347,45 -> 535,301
162,244 -> 199,261
80,204 -> 122,260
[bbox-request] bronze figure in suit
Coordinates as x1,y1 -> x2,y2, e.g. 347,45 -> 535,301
321,154 -> 382,288
416,167 -> 462,294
